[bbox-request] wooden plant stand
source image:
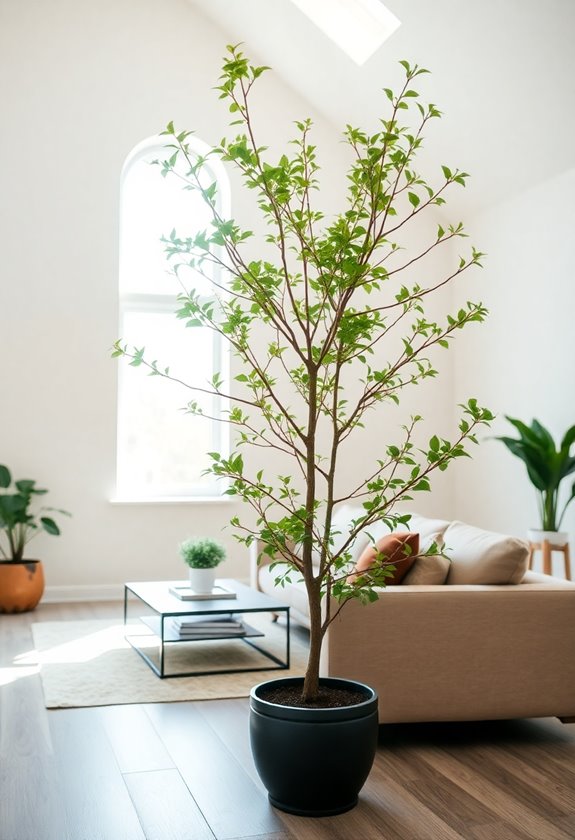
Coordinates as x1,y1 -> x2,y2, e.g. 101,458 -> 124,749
528,540 -> 571,580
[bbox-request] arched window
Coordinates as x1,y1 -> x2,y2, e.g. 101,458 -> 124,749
116,136 -> 230,500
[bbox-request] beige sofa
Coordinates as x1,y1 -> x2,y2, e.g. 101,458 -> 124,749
251,509 -> 575,724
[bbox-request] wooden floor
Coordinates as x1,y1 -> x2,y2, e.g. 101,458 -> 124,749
1,602 -> 575,840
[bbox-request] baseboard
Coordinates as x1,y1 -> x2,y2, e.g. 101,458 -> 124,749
43,584 -> 124,603
43,578 -> 251,604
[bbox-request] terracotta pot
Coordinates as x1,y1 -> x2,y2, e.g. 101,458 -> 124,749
0,560 -> 45,613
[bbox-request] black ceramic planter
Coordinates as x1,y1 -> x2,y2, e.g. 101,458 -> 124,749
249,676 -> 378,817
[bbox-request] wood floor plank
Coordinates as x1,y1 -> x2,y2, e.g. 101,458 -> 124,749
48,707 -> 146,840
469,742 -> 575,816
275,759 -> 468,840
124,768 -> 215,840
356,763 -> 467,840
226,835 -> 293,840
505,719 -> 575,781
1,611 -> 69,839
420,745 -> 574,840
403,775 -> 495,836
0,612 -> 53,759
557,814 -> 575,835
99,704 -> 175,773
0,755 -> 68,840
193,697 -> 265,790
145,701 -> 285,840
467,822 -> 537,840
379,729 -> 507,835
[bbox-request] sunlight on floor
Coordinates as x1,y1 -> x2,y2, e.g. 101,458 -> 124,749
24,623 -> 158,669
0,661 -> 39,687
1,647 -> 40,685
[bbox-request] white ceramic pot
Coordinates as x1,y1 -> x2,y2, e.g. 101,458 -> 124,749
188,567 -> 217,593
527,529 -> 569,547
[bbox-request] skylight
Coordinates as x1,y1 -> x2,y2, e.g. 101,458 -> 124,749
290,0 -> 401,66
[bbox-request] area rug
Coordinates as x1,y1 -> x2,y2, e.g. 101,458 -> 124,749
31,615 -> 307,709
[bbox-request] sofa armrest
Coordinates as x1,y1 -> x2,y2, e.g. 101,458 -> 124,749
321,579 -> 575,723
250,539 -> 272,590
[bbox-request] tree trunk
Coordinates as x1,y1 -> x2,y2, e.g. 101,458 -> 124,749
301,365 -> 320,702
302,578 -> 322,702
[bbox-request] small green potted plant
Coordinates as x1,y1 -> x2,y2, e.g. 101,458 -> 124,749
179,537 -> 226,593
0,464 -> 70,612
495,416 -> 575,544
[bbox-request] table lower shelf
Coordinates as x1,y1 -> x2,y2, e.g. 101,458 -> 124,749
124,610 -> 290,678
139,614 -> 265,643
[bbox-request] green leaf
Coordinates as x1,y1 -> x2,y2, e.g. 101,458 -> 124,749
408,192 -> 420,208
0,465 -> 11,488
15,479 -> 38,494
560,424 -> 575,453
40,517 -> 60,536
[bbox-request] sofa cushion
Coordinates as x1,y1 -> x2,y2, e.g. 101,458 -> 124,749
344,512 -> 448,554
444,521 -> 529,585
401,513 -> 450,549
258,563 -> 309,616
348,532 -> 420,585
402,553 -> 451,585
325,504 -> 372,564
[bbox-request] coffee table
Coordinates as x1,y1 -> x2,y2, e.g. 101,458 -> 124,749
124,578 -> 290,678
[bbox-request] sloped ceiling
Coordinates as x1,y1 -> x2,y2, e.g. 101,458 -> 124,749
189,0 -> 575,217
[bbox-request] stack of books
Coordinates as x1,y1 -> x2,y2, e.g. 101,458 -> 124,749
170,614 -> 246,639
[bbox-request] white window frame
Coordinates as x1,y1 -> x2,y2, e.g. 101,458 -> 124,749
115,135 -> 231,502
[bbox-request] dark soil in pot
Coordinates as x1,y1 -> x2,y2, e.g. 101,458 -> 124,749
258,682 -> 369,708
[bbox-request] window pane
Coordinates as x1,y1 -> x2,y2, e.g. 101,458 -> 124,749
117,310 -> 226,497
117,136 -> 230,500
120,148 -> 216,298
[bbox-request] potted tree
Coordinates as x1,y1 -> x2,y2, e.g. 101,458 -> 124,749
114,46 -> 492,815
495,416 -> 575,545
179,536 -> 226,593
0,464 -> 70,613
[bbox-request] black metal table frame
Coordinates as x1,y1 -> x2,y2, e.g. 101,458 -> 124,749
123,584 -> 291,679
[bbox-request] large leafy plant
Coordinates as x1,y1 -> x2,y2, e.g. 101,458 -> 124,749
0,465 -> 70,562
495,416 -> 575,531
114,46 -> 493,702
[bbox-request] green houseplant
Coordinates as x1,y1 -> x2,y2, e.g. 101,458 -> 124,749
0,464 -> 70,612
495,416 -> 575,538
114,46 -> 492,813
179,536 -> 226,593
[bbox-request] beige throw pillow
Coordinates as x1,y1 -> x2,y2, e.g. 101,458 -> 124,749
402,553 -> 451,585
444,521 -> 529,585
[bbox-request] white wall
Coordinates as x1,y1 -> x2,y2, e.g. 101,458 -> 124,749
452,168 -> 575,576
0,0 -> 460,595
